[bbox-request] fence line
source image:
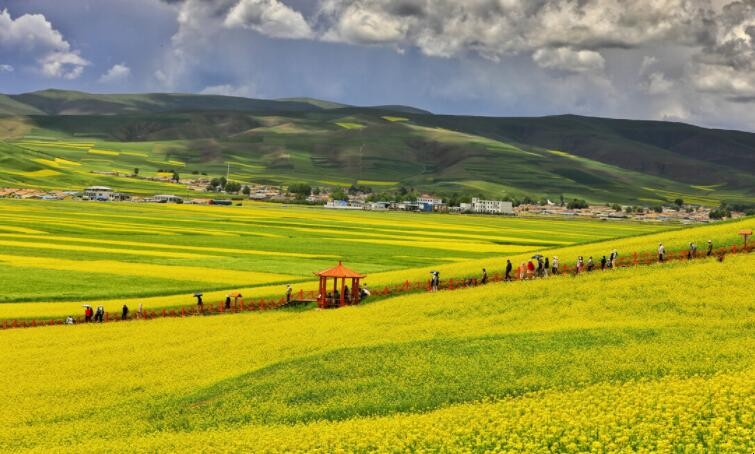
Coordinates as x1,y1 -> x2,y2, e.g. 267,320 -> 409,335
1,244 -> 750,331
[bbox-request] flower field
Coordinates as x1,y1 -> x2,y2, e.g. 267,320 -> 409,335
0,199 -> 676,318
0,254 -> 752,452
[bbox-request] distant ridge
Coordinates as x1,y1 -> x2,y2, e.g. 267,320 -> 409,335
0,89 -> 752,206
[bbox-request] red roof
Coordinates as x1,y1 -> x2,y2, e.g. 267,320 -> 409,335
315,261 -> 366,278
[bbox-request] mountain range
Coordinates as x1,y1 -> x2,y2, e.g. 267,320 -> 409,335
0,89 -> 753,207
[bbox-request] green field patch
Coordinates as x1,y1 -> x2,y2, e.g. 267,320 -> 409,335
690,184 -> 724,192
335,122 -> 365,130
357,180 -> 398,187
121,151 -> 149,158
382,116 -> 409,122
88,148 -> 120,156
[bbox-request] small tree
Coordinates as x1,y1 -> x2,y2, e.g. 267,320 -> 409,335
225,181 -> 241,193
331,188 -> 347,201
567,199 -> 588,209
242,185 -> 251,196
133,167 -> 139,176
172,171 -> 180,183
611,203 -> 622,211
674,198 -> 684,209
288,183 -> 312,197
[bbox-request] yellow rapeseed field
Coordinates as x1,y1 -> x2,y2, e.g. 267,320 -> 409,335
0,254 -> 752,452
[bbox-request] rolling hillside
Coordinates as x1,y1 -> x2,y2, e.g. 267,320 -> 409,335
1,90 -> 753,206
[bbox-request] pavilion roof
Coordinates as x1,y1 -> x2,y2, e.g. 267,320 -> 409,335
315,261 -> 366,278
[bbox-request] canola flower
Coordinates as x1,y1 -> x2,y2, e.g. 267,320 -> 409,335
0,199 -> 748,318
0,255 -> 752,452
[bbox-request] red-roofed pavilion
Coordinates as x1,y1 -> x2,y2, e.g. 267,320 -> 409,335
315,261 -> 366,308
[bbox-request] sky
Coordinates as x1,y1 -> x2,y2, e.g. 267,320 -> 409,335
0,0 -> 754,131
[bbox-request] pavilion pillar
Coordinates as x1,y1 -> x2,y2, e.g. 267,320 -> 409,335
340,278 -> 346,307
352,278 -> 358,304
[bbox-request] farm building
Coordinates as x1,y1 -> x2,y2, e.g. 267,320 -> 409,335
467,198 -> 514,214
148,194 -> 183,203
83,186 -> 113,200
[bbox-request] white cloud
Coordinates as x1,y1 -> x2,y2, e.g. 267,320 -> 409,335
643,72 -> 675,94
199,83 -> 257,97
0,8 -> 89,79
693,63 -> 755,98
0,64 -> 13,72
224,0 -> 312,39
321,3 -> 409,45
99,63 -> 131,83
40,51 -> 90,79
533,47 -> 606,73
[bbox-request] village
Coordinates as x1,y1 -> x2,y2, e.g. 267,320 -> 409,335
0,179 -> 744,224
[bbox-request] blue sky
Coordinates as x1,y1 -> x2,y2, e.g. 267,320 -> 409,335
1,0 -> 754,131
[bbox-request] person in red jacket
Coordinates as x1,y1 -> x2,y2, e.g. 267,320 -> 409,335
526,260 -> 535,279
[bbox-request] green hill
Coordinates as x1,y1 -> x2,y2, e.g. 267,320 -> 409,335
0,90 -> 753,206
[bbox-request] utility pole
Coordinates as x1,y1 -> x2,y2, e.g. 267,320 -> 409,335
226,162 -> 230,180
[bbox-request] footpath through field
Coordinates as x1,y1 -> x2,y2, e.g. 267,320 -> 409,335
2,241 -> 751,330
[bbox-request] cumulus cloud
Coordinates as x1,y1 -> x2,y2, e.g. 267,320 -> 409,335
0,8 -> 89,79
533,47 -> 606,73
99,63 -> 131,83
690,0 -> 755,100
225,0 -> 312,38
315,0 -> 717,59
39,51 -> 90,79
0,64 -> 13,72
152,0 -> 755,129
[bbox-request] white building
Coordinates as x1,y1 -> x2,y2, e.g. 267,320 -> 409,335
324,200 -> 364,210
83,186 -> 113,200
417,195 -> 443,206
148,194 -> 183,203
469,198 -> 514,214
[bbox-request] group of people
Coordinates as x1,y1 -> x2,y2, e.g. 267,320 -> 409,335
497,248 -> 620,282
658,240 -> 713,262
68,238 -> 720,324
322,284 -> 371,306
76,303 -> 142,324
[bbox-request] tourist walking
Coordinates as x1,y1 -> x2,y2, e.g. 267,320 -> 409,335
504,260 -> 513,281
707,240 -> 713,256
94,305 -> 104,323
576,256 -> 584,274
543,257 -> 550,277
481,268 -> 488,285
519,262 -> 526,280
658,242 -> 665,262
430,271 -> 440,291
600,255 -> 607,270
609,249 -> 618,268
195,293 -> 204,314
286,285 -> 293,303
84,305 -> 93,323
587,256 -> 594,272
137,303 -> 143,320
225,295 -> 232,310
526,260 -> 535,279
551,256 -> 559,275
121,304 -> 129,321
